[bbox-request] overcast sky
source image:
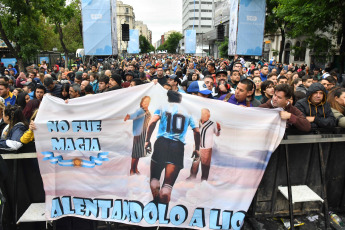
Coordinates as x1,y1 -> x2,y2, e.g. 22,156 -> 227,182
121,0 -> 182,44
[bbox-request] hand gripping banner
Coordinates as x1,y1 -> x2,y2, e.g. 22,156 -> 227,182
34,83 -> 285,229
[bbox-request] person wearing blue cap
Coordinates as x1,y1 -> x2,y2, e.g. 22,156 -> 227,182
187,81 -> 213,98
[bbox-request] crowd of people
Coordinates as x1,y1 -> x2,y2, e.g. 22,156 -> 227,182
0,54 -> 343,152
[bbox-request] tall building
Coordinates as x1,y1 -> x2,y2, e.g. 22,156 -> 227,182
148,30 -> 152,44
182,0 -> 216,35
116,1 -> 135,54
164,30 -> 179,40
134,21 -> 150,41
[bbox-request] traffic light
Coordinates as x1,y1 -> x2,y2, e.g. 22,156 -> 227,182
217,24 -> 224,41
122,24 -> 129,41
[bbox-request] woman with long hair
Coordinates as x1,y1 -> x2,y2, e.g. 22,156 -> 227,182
61,83 -> 70,100
15,92 -> 30,109
22,99 -> 40,121
124,96 -> 152,175
327,87 -> 345,128
0,105 -> 28,151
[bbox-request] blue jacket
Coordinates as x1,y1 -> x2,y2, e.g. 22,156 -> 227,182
260,73 -> 267,82
0,122 -> 27,151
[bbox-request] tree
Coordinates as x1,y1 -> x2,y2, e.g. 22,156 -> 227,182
44,0 -> 81,68
157,44 -> 166,51
0,0 -> 47,71
217,37 -> 229,58
163,32 -> 183,53
275,0 -> 345,72
265,0 -> 288,63
139,35 -> 153,54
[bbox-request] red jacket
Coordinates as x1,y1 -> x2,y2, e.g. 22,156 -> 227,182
259,100 -> 311,132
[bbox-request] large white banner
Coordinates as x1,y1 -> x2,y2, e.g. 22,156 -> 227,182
35,83 -> 285,229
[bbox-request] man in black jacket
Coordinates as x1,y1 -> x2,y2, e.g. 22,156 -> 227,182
295,83 -> 336,129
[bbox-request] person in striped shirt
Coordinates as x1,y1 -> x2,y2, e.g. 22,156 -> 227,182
187,108 -> 220,181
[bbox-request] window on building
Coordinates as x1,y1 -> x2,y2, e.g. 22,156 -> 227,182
126,8 -> 129,13
294,41 -> 301,61
300,42 -> 307,62
201,17 -> 212,20
294,41 -> 307,62
126,16 -> 129,22
201,25 -> 211,28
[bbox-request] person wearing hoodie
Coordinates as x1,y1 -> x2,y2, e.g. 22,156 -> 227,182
295,83 -> 336,129
260,84 -> 311,132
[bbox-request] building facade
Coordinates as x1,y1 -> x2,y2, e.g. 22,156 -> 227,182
135,21 -> 150,41
182,0 -> 216,35
116,1 -> 135,54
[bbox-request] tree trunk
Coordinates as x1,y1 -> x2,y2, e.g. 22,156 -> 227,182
17,58 -> 25,73
279,28 -> 285,63
79,21 -> 83,41
339,17 -> 345,74
56,22 -> 69,68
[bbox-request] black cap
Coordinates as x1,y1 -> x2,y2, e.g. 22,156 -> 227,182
216,69 -> 227,76
125,71 -> 134,78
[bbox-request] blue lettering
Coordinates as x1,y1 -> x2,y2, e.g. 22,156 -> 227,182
75,138 -> 85,151
65,138 -> 75,151
129,201 -> 143,223
210,209 -> 221,229
51,138 -> 100,151
51,198 -> 63,218
51,138 -> 65,150
61,197 -> 75,215
143,202 -> 158,225
47,121 -> 58,132
84,199 -> 99,217
73,198 -> 85,216
158,203 -> 170,224
231,212 -> 245,230
222,211 -> 232,229
189,208 -> 205,228
90,138 -> 100,151
97,200 -> 112,219
122,200 -> 130,221
72,120 -> 102,132
170,205 -> 187,226
47,120 -> 69,133
111,200 -> 122,220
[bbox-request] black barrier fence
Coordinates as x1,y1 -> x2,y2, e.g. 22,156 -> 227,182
2,128 -> 345,230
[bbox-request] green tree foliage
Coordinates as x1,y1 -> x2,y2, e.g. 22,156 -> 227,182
275,0 -> 345,71
217,37 -> 229,58
0,0 -> 83,71
44,0 -> 82,68
139,35 -> 153,53
159,32 -> 182,53
0,0 -> 48,71
265,0 -> 288,63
